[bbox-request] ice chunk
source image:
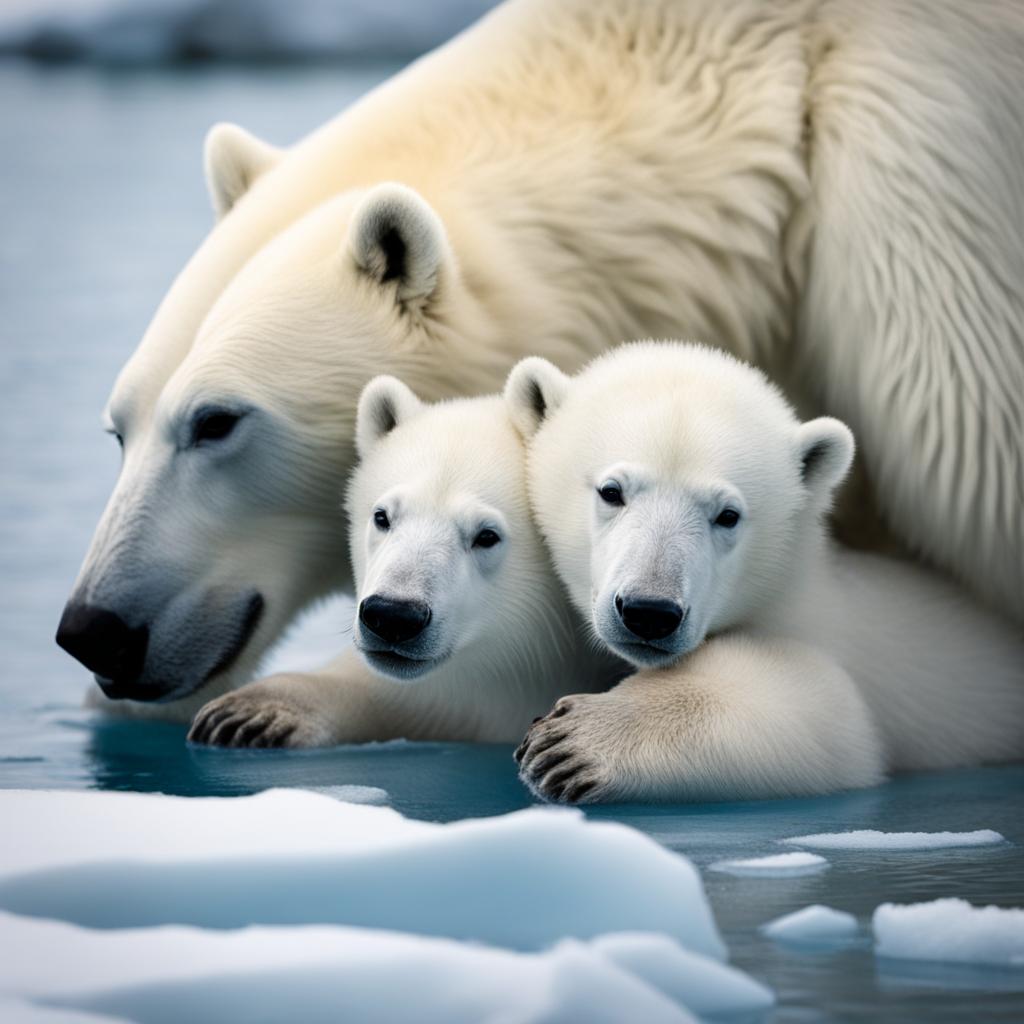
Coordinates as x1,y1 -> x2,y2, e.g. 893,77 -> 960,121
302,784 -> 389,805
710,852 -> 829,877
591,933 -> 773,1015
0,913 -> 709,1024
783,829 -> 1004,851
0,790 -> 725,959
761,905 -> 858,943
873,898 -> 1024,967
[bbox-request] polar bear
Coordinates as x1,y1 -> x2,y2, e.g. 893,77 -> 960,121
56,0 -> 1024,727
189,378 -> 621,746
506,344 -> 1024,803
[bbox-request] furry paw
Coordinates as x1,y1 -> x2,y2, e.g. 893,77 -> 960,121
514,694 -> 621,804
188,679 -> 335,749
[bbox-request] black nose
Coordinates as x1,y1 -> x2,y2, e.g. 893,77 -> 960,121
359,596 -> 432,645
615,595 -> 685,641
56,603 -> 149,684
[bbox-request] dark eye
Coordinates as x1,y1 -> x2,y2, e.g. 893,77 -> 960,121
714,508 -> 741,529
193,410 -> 241,445
473,528 -> 501,549
597,481 -> 625,507
373,508 -> 390,531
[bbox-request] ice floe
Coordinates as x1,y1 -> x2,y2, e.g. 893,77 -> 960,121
710,851 -> 829,877
761,904 -> 858,944
0,788 -> 777,1022
0,913 -> 768,1024
873,898 -> 1024,967
0,790 -> 725,956
783,829 -> 1004,851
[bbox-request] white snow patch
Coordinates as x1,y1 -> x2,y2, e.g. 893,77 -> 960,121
874,899 -> 1024,967
710,852 -> 829,877
303,784 -> 389,805
0,789 -> 725,958
783,829 -> 1004,851
761,905 -> 858,943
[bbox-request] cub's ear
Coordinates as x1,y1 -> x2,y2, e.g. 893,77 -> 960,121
349,183 -> 449,306
356,376 -> 424,459
204,123 -> 281,220
796,417 -> 855,498
503,357 -> 571,440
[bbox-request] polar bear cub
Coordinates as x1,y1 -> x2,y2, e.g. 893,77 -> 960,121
190,377 -> 620,747
506,342 -> 1024,803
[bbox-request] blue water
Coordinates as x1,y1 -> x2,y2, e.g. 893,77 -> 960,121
1,61 -> 1022,1023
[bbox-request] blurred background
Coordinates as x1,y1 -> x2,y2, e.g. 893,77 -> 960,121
0,0 -> 496,777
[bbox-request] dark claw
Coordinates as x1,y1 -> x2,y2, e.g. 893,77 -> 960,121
542,764 -> 584,801
514,738 -> 530,764
209,714 -> 245,747
528,747 -> 572,781
521,730 -> 567,764
563,778 -> 598,804
531,716 -> 543,724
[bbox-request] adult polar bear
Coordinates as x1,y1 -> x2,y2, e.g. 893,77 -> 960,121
57,0 -> 1024,726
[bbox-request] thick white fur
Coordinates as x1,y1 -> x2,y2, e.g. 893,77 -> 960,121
71,0 -> 1024,722
189,388 -> 622,746
509,344 -> 1024,803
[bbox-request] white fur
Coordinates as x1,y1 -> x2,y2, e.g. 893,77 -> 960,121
509,343 -> 1024,803
188,389 -> 622,746
67,0 -> 1024,719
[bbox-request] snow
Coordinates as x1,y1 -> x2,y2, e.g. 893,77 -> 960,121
783,829 -> 1005,851
710,852 -> 829,878
761,905 -> 859,944
0,0 -> 500,62
0,789 -> 777,1020
0,789 -> 725,957
873,899 -> 1024,967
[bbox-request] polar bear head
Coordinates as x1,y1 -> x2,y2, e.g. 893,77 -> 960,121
56,124 -> 493,705
348,379 -> 548,682
505,342 -> 854,669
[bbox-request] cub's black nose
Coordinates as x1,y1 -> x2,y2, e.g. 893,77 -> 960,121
359,595 -> 432,645
615,595 -> 685,641
56,603 -> 149,684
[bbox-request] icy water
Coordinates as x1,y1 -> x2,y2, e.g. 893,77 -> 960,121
0,61 -> 1022,1023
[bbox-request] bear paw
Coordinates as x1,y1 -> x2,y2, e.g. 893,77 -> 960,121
514,694 -> 621,804
188,681 -> 335,749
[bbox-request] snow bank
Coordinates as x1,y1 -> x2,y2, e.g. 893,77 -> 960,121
873,899 -> 1024,967
0,0 -> 498,63
0,789 -> 725,957
761,905 -> 858,944
783,829 -> 1004,851
710,852 -> 829,878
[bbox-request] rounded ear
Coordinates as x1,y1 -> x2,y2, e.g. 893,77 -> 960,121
204,122 -> 281,220
349,183 -> 449,306
356,376 -> 424,459
503,357 -> 571,440
796,417 -> 855,498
